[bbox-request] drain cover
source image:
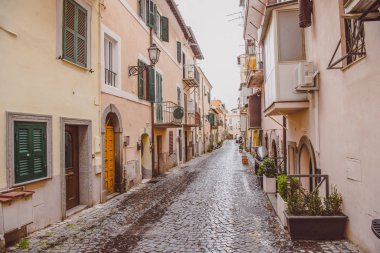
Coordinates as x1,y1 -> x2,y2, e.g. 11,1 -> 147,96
372,219 -> 380,239
147,180 -> 159,184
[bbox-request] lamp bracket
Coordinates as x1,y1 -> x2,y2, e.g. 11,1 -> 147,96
129,64 -> 154,76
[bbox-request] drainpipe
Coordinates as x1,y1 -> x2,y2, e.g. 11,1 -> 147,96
149,28 -> 156,177
202,82 -> 205,154
314,91 -> 320,167
283,116 -> 287,173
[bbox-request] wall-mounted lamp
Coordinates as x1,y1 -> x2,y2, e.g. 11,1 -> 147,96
128,43 -> 161,76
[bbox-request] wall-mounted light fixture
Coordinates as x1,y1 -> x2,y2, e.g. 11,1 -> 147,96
124,136 -> 130,147
128,43 -> 161,76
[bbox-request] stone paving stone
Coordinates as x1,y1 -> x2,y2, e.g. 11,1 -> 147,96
8,141 -> 363,253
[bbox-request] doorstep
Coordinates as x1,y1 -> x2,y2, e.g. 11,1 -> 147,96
106,192 -> 120,201
66,205 -> 87,217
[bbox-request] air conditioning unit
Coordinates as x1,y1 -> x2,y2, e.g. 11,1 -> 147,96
295,62 -> 318,92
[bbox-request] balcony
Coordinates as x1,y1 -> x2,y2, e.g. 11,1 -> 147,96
183,112 -> 201,127
183,64 -> 200,88
105,68 -> 117,87
153,101 -> 184,128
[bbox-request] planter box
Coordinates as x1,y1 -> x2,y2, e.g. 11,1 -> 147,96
276,193 -> 287,227
263,175 -> 276,193
285,213 -> 348,240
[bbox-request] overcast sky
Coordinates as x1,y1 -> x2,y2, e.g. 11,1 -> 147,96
175,0 -> 244,111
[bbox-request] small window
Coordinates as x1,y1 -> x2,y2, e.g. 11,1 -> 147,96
161,16 -> 169,42
277,10 -> 305,62
63,0 -> 88,67
155,11 -> 161,39
176,41 -> 182,63
177,87 -> 181,106
138,0 -> 145,20
104,36 -> 117,87
14,122 -> 47,184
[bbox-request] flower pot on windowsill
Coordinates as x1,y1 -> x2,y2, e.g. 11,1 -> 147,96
285,212 -> 348,240
276,193 -> 287,227
263,175 -> 276,193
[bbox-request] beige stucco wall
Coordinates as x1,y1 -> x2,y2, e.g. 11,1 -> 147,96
0,0 -> 101,232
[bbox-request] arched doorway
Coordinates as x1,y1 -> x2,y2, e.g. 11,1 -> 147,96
141,134 -> 152,179
102,104 -> 123,199
298,136 -> 317,192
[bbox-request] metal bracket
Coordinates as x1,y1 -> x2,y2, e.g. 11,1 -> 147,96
129,64 -> 153,76
268,116 -> 288,130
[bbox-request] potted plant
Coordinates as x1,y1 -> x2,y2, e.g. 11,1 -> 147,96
276,176 -> 299,227
239,143 -> 243,153
285,185 -> 348,240
262,158 -> 277,193
241,153 -> 249,165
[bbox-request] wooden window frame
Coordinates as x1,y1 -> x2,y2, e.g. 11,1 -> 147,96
7,113 -> 53,187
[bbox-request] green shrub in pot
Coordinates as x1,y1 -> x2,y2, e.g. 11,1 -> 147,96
262,158 -> 277,178
305,189 -> 324,216
324,186 -> 343,215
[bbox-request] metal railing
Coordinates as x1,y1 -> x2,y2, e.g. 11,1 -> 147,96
105,68 -> 117,87
154,101 -> 183,126
183,64 -> 200,84
287,174 -> 329,197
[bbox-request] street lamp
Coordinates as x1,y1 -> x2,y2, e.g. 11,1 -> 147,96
129,43 -> 161,76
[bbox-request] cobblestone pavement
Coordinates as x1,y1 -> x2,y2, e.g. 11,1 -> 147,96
9,141 -> 362,253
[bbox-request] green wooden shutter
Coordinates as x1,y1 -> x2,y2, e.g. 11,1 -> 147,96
63,0 -> 87,67
76,5 -> 87,67
147,0 -> 156,28
14,122 -> 47,184
161,16 -> 169,42
209,114 -> 215,126
138,60 -> 144,99
148,67 -> 156,102
177,41 -> 182,63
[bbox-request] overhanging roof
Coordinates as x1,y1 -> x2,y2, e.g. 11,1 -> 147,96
264,100 -> 309,116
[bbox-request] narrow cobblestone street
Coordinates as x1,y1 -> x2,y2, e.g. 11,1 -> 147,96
10,141 -> 361,253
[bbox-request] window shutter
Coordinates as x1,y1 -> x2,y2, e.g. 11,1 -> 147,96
63,0 -> 76,62
177,41 -> 182,63
209,114 -> 215,125
14,122 -> 47,184
76,6 -> 87,67
147,0 -> 156,28
63,0 -> 87,67
161,16 -> 169,42
148,67 -> 156,102
138,60 -> 144,99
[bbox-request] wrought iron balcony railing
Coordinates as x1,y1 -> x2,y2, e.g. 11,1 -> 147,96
182,64 -> 200,87
105,68 -> 117,87
154,101 -> 184,128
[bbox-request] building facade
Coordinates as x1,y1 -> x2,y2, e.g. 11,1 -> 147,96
242,0 -> 380,252
227,108 -> 241,138
0,0 -> 101,243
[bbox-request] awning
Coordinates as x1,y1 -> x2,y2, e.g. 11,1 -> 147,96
264,101 -> 309,116
244,0 -> 266,41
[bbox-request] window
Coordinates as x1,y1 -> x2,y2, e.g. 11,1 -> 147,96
104,36 -> 117,86
145,0 -> 156,28
138,60 -> 155,101
176,41 -> 182,63
161,16 -> 169,42
7,113 -> 52,187
277,10 -> 305,62
177,87 -> 181,106
341,0 -> 366,66
138,0 -> 145,20
169,131 -> 174,155
14,122 -> 47,184
155,11 -> 161,38
63,0 -> 88,67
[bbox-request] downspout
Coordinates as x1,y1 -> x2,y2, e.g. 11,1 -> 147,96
314,91 -> 320,168
149,28 -> 156,177
283,116 -> 287,173
202,81 -> 206,154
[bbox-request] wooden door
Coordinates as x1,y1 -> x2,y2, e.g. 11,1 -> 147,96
65,126 -> 79,210
184,131 -> 188,162
105,125 -> 115,194
178,130 -> 182,162
157,136 -> 162,175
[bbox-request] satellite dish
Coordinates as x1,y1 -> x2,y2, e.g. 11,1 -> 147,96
173,107 -> 184,120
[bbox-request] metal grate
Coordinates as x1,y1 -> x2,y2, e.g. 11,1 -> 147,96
372,219 -> 380,239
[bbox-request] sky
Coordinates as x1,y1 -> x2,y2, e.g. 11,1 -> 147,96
175,0 -> 244,111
